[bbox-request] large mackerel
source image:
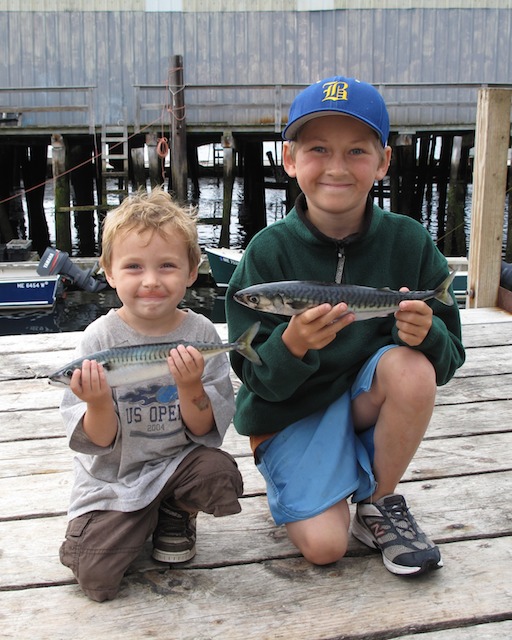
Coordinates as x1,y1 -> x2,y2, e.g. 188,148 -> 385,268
48,322 -> 261,388
233,272 -> 455,320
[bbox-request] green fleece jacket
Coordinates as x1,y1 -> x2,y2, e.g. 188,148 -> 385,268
226,195 -> 465,437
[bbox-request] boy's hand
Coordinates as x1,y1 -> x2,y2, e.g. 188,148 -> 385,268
70,359 -> 112,404
167,345 -> 205,387
282,302 -> 355,358
395,288 -> 433,346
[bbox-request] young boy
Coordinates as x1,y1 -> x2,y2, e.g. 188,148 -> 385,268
226,76 -> 465,576
59,187 -> 243,601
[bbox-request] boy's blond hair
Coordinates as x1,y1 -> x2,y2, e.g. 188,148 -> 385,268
100,187 -> 202,273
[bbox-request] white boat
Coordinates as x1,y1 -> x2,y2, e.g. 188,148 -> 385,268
0,248 -> 107,311
0,263 -> 63,311
204,247 -> 243,288
204,249 -> 469,302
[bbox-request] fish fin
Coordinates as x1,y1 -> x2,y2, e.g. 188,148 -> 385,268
235,322 -> 262,365
434,270 -> 456,306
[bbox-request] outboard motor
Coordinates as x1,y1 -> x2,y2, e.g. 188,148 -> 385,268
37,247 -> 107,293
500,260 -> 512,292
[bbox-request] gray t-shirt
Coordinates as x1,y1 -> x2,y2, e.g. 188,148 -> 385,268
60,309 -> 235,519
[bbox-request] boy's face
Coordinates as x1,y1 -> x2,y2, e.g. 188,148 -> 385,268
105,224 -> 198,334
283,115 -> 391,232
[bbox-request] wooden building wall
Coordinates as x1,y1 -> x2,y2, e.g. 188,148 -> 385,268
0,3 -> 511,133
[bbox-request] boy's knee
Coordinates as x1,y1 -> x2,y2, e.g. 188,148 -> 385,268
174,448 -> 244,516
287,522 -> 349,566
60,540 -> 122,602
297,532 -> 348,566
382,348 -> 436,398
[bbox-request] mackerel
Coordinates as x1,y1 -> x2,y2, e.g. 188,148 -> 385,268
48,322 -> 261,388
233,273 -> 455,320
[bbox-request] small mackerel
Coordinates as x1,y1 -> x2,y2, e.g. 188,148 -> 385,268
234,273 -> 455,320
48,322 -> 261,388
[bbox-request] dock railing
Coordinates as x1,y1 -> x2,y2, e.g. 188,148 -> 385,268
134,81 -> 512,134
0,86 -> 96,133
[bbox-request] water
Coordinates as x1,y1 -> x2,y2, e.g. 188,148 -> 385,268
0,176 -> 287,336
1,175 -> 508,336
0,286 -> 224,336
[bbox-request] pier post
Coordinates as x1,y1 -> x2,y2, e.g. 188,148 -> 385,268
241,139 -> 266,237
445,134 -> 471,256
131,144 -> 146,192
220,132 -> 235,248
69,141 -> 96,256
146,133 -> 162,188
467,88 -> 512,308
20,143 -> 50,257
51,134 -> 72,253
169,55 -> 188,203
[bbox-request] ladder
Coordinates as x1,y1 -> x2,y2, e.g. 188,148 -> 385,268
101,123 -> 129,212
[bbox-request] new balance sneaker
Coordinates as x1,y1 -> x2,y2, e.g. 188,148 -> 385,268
352,493 -> 443,576
152,502 -> 197,563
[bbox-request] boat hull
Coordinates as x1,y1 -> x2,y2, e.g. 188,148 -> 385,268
205,248 -> 243,288
0,275 -> 62,310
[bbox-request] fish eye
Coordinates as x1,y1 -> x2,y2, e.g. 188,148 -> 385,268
65,368 -> 74,378
247,294 -> 260,305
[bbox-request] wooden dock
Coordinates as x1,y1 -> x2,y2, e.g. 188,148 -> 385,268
1,308 -> 512,639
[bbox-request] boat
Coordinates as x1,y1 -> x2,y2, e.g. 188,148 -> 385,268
204,249 -> 471,302
0,247 -> 107,311
204,247 -> 243,288
0,264 -> 63,311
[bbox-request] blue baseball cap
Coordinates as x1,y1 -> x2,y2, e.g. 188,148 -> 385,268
283,76 -> 390,146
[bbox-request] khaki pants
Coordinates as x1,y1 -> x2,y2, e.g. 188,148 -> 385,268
59,446 -> 243,602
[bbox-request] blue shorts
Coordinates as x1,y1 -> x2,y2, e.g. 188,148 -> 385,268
255,345 -> 397,525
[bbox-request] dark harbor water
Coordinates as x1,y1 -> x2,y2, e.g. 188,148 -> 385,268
0,285 -> 225,337
1,175 -> 508,336
0,176 -> 285,336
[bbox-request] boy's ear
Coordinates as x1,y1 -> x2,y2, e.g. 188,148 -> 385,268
187,265 -> 199,287
376,145 -> 392,181
105,271 -> 116,289
282,141 -> 297,178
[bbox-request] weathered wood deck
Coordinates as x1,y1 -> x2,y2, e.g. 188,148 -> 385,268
1,308 -> 512,640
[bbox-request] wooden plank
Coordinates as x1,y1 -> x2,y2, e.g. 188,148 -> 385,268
3,370 -> 512,413
461,321 -> 512,347
436,373 -> 512,405
1,470 -> 511,589
3,341 -> 512,400
459,307 -> 512,324
3,315 -> 509,356
467,88 -> 512,309
1,536 -> 510,640
1,428 -> 510,488
2,397 -> 511,444
397,621 -> 512,640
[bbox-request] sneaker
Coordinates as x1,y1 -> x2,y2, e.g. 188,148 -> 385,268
352,493 -> 443,576
152,502 -> 197,563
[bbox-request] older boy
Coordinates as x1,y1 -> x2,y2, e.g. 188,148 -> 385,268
226,76 -> 464,576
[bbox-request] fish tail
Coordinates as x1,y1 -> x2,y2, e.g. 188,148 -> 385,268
234,321 -> 262,365
434,270 -> 456,306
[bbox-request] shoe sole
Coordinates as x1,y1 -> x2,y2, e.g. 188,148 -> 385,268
351,518 -> 443,576
152,545 -> 196,564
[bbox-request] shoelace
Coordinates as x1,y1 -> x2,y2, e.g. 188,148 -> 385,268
383,499 -> 419,537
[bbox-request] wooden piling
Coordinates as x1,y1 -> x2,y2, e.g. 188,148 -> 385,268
445,134 -> 471,257
220,132 -> 235,248
146,133 -> 162,188
467,88 -> 512,308
130,146 -> 146,192
69,141 -> 96,256
169,55 -> 187,203
51,134 -> 72,253
241,139 -> 266,236
19,143 -> 50,257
